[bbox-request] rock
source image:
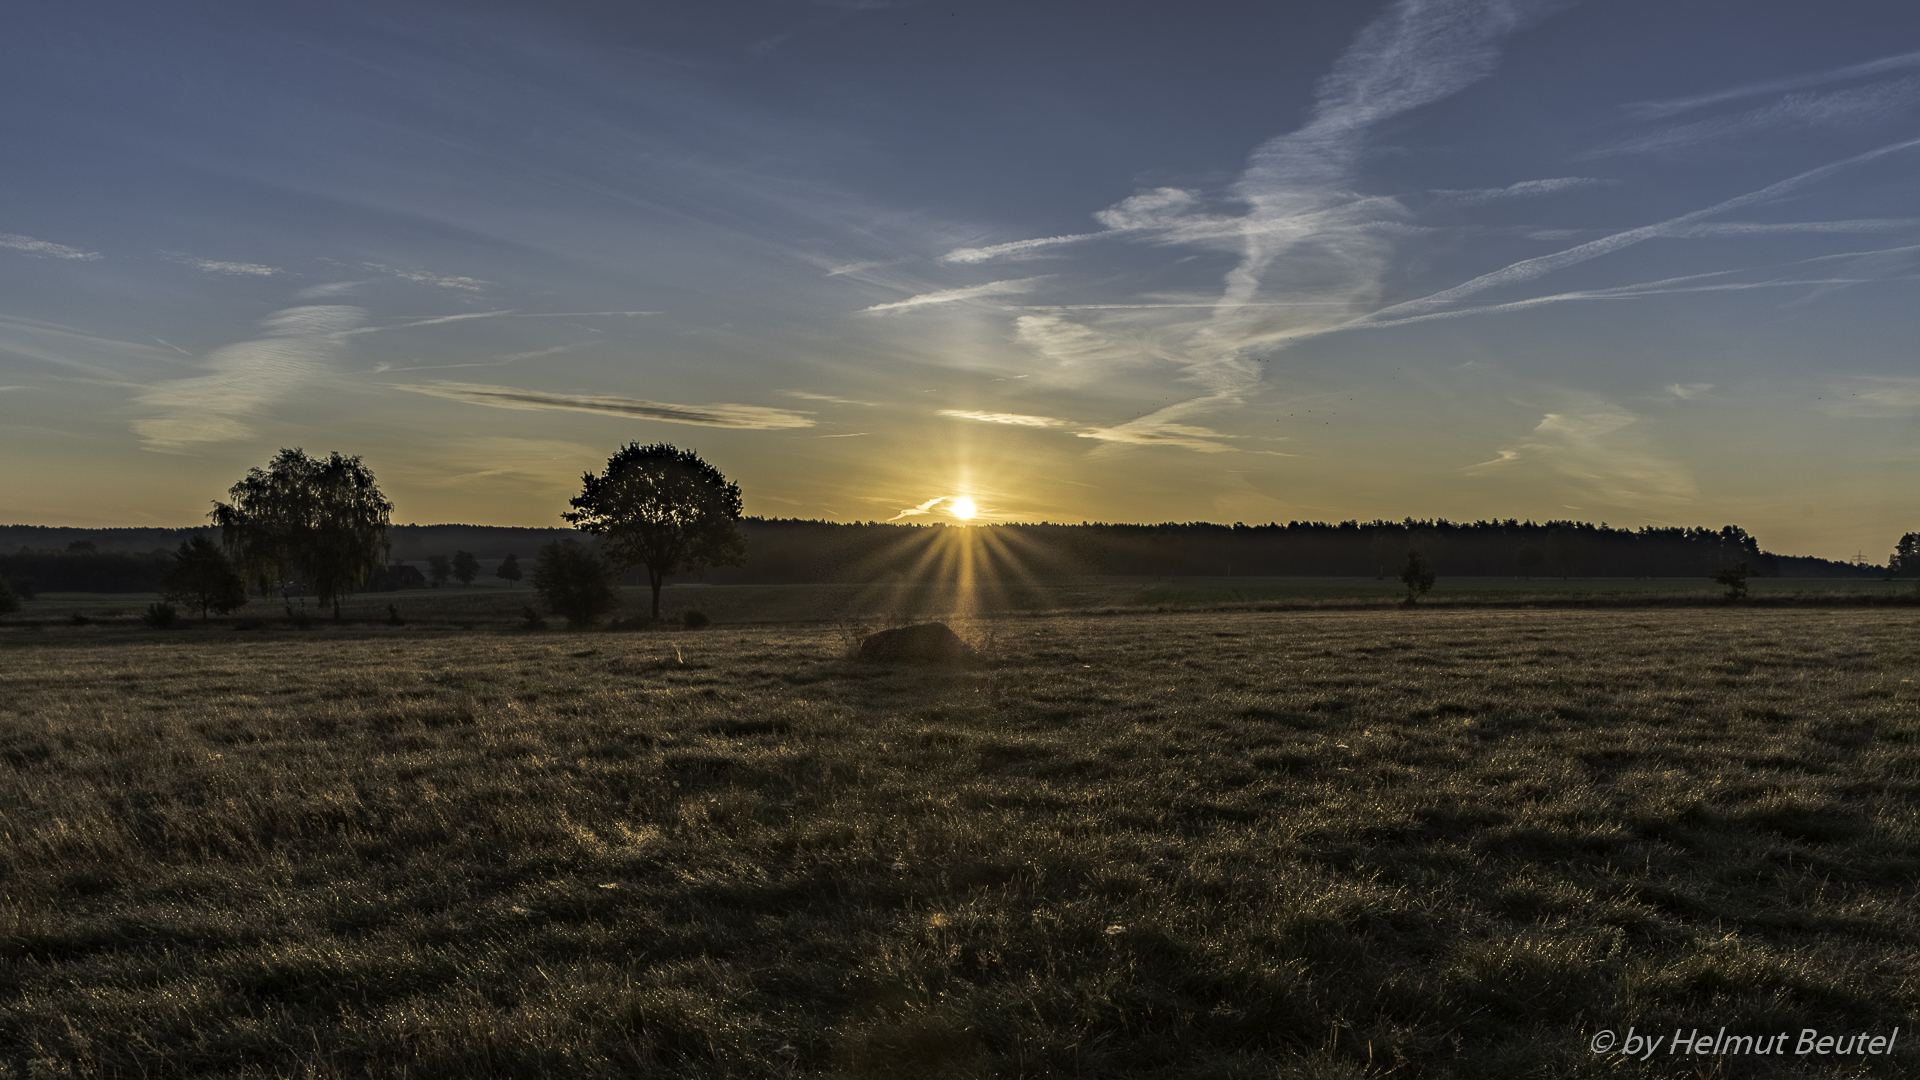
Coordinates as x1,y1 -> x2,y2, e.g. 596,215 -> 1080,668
856,622 -> 970,664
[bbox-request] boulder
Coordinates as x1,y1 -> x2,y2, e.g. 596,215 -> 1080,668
856,622 -> 970,664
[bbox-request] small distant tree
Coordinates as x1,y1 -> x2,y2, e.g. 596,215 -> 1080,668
1514,544 -> 1544,579
1400,550 -> 1436,605
496,552 -> 523,588
162,534 -> 249,620
451,550 -> 479,586
427,555 -> 451,588
1712,561 -> 1750,601
532,540 -> 621,628
0,578 -> 19,615
210,448 -> 392,620
563,443 -> 746,621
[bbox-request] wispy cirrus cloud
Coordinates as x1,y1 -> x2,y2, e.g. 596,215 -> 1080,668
1590,78 -> 1920,158
941,234 -> 1101,264
1467,407 -> 1697,509
393,381 -> 815,429
363,262 -> 490,291
1624,48 -> 1920,120
134,305 -> 365,450
1819,377 -> 1920,417
0,233 -> 101,260
860,277 -> 1046,314
933,0 -> 1572,448
784,389 -> 877,405
937,409 -> 1063,427
1431,177 -> 1616,204
163,252 -> 280,276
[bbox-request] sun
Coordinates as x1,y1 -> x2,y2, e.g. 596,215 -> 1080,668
948,496 -> 977,520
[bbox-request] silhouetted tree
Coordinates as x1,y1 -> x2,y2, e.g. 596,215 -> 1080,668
427,555 -> 451,588
564,443 -> 746,620
1891,533 -> 1920,578
1400,550 -> 1436,605
532,540 -> 620,628
451,550 -> 479,586
161,534 -> 249,620
210,449 -> 392,620
1712,561 -> 1751,601
496,552 -> 523,588
0,578 -> 18,614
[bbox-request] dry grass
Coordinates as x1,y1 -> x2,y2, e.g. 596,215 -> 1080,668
2,608 -> 1917,1078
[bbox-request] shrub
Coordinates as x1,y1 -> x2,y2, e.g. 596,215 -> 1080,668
681,609 -> 711,629
532,540 -> 621,629
1712,561 -> 1751,601
140,602 -> 178,629
161,534 -> 248,620
0,578 -> 19,614
1399,550 -> 1436,605
521,605 -> 548,631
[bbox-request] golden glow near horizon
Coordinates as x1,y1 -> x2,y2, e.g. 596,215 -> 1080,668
949,496 -> 977,520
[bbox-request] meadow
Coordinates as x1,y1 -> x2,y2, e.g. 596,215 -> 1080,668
2,602 -> 1918,1078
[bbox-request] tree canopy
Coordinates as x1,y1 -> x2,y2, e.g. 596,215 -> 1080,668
209,449 -> 392,618
532,540 -> 620,628
161,534 -> 249,620
562,443 -> 746,620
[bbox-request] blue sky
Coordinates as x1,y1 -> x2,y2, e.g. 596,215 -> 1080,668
2,0 -> 1917,561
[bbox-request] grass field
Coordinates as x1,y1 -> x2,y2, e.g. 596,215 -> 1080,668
12,572 -> 1914,631
3,606 -> 1917,1077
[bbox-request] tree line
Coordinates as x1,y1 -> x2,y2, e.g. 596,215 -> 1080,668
1,446 -> 1905,622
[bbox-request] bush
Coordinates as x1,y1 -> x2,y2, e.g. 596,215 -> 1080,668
532,540 -> 621,628
140,602 -> 178,629
520,605 -> 548,631
1712,561 -> 1751,601
681,609 -> 711,629
1399,550 -> 1436,605
0,578 -> 19,614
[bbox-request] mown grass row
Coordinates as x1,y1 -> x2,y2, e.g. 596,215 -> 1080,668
2,609 -> 1917,1077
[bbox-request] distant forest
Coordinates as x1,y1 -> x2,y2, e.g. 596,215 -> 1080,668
0,518 -> 1889,595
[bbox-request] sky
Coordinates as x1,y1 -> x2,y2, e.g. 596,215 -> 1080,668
2,0 -> 1917,562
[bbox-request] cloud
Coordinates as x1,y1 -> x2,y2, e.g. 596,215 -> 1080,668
1466,407 -> 1696,508
133,305 -> 366,450
1355,134 -> 1920,327
1432,177 -> 1616,203
1014,313 -> 1149,382
886,494 -> 973,521
1666,383 -> 1713,399
936,409 -> 1062,427
163,252 -> 279,276
783,390 -> 876,405
393,381 -> 815,429
1592,78 -> 1920,157
941,233 -> 1102,264
860,277 -> 1046,314
296,281 -> 365,299
1667,219 -> 1920,237
363,262 -> 490,291
1075,421 -> 1242,453
1819,377 -> 1920,418
1624,48 -> 1920,120
0,233 -> 101,260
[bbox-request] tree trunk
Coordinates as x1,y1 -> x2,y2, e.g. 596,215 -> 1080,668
650,571 -> 664,621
